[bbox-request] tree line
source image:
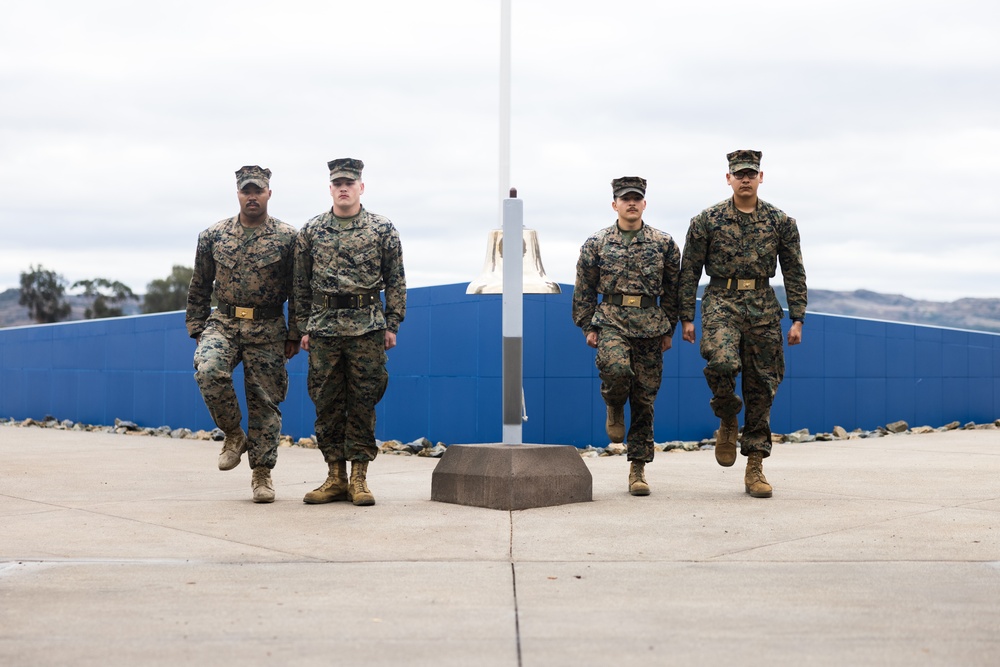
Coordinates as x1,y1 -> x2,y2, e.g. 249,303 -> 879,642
18,265 -> 194,324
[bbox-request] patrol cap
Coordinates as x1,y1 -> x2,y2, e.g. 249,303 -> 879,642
611,176 -> 646,198
328,158 -> 364,181
727,149 -> 762,173
235,165 -> 271,190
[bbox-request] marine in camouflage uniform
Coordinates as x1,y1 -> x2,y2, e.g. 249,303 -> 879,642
573,176 -> 681,496
294,158 -> 406,507
186,165 -> 300,503
679,149 -> 807,498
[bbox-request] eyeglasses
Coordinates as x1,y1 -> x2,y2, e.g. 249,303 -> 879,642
731,169 -> 759,180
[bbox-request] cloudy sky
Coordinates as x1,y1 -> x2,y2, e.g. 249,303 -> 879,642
1,0 -> 997,303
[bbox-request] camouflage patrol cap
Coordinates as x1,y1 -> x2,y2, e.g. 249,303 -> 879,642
727,149 -> 762,173
611,176 -> 646,198
328,158 -> 364,181
235,165 -> 271,190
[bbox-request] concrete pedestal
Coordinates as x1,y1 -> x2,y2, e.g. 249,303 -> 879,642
431,443 -> 593,511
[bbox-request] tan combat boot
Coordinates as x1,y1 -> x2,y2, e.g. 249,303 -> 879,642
303,460 -> 349,504
348,460 -> 375,506
251,466 -> 275,503
715,416 -> 738,467
606,405 -> 625,444
628,460 -> 651,496
744,452 -> 772,498
218,429 -> 248,471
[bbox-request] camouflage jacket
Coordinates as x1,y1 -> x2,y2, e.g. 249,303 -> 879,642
294,207 -> 406,337
572,222 -> 681,339
185,215 -> 299,343
679,197 -> 807,322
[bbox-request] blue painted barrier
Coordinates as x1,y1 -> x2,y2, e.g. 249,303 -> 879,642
2,283 -> 997,446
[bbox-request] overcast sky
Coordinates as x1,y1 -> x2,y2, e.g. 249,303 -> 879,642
1,0 -> 997,303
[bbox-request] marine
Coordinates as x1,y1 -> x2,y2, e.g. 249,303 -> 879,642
186,165 -> 300,503
573,175 -> 681,496
294,158 -> 406,507
679,149 -> 807,497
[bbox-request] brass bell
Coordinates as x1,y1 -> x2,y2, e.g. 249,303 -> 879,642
466,228 -> 562,294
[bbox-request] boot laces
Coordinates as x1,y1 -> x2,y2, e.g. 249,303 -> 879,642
629,462 -> 646,484
350,468 -> 370,494
318,474 -> 338,492
746,456 -> 767,484
252,468 -> 271,487
223,432 -> 245,452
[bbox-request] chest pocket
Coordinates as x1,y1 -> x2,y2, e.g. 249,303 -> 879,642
708,221 -> 740,266
313,231 -> 381,282
343,241 -> 381,279
351,245 -> 379,265
597,240 -> 628,273
637,243 -> 665,286
213,244 -> 239,270
744,218 -> 778,266
251,248 -> 283,270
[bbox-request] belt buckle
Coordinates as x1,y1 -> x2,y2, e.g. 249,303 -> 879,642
623,294 -> 641,308
737,279 -> 756,291
235,306 -> 255,320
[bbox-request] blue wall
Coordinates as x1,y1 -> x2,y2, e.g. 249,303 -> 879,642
2,283 -> 998,446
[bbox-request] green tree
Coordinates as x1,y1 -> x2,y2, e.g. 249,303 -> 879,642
19,265 -> 71,323
71,278 -> 138,319
143,265 -> 194,314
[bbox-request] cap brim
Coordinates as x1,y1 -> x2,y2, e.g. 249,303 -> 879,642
614,187 -> 645,198
238,179 -> 269,190
729,163 -> 759,174
329,171 -> 360,181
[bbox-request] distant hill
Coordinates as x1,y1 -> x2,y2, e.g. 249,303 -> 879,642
3,286 -> 1000,333
770,286 -> 1000,334
0,288 -> 143,328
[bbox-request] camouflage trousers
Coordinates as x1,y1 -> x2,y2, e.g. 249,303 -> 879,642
193,326 -> 288,469
596,328 -> 663,463
306,330 -> 388,463
699,291 -> 785,457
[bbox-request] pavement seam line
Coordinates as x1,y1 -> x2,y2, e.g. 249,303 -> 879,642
18,505 -> 330,562
511,561 -> 523,667
509,512 -> 522,667
708,504 -> 984,559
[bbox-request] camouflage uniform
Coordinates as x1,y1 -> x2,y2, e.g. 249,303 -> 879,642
679,151 -> 807,457
294,159 -> 406,464
573,177 -> 681,462
186,166 -> 298,471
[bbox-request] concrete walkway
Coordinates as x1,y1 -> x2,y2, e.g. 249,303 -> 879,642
1,425 -> 999,666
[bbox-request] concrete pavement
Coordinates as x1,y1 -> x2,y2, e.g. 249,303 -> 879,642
1,425 -> 999,666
